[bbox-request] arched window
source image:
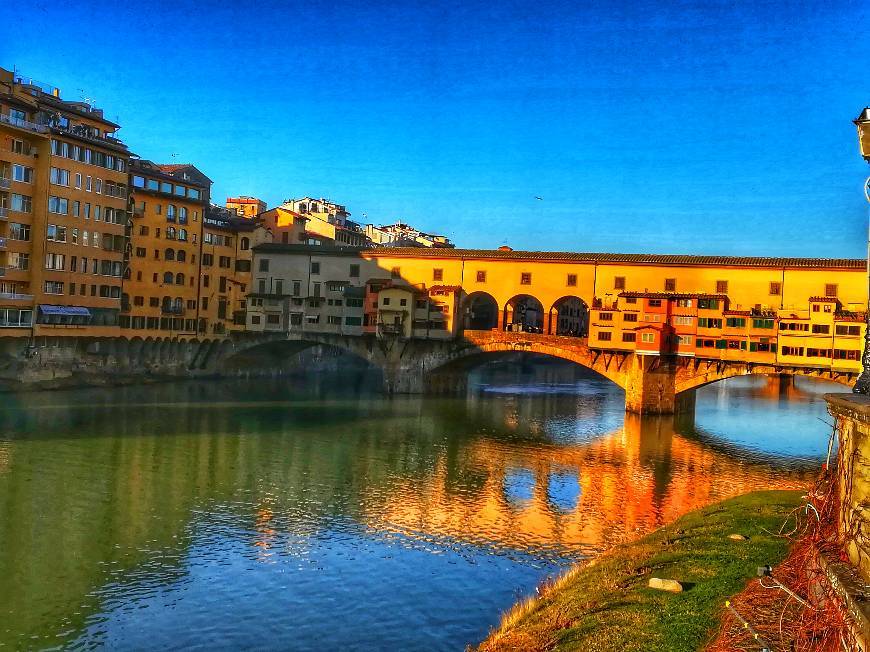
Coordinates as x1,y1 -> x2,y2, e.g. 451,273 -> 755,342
163,271 -> 174,284
166,227 -> 177,240
178,228 -> 187,242
241,237 -> 250,250
164,248 -> 175,261
167,205 -> 176,221
175,272 -> 185,285
177,250 -> 187,262
179,207 -> 188,224
162,296 -> 172,310
173,297 -> 183,310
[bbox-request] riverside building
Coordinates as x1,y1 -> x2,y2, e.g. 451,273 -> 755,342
244,245 -> 868,373
0,67 -> 130,337
226,196 -> 266,219
124,161 -> 209,335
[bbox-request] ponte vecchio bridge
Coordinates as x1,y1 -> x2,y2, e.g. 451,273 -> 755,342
5,246 -> 865,414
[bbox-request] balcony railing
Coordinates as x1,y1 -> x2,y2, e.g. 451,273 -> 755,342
0,113 -> 49,134
1,145 -> 37,157
51,124 -> 126,150
378,323 -> 403,335
0,237 -> 6,249
0,178 -> 10,190
0,207 -> 7,219
103,187 -> 128,199
0,292 -> 33,301
161,305 -> 184,315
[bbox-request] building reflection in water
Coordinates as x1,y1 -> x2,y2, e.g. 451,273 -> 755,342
367,407 -> 816,557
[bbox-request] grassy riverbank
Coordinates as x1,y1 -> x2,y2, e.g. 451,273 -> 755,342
476,490 -> 804,652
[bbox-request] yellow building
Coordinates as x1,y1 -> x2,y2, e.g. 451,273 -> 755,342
226,196 -> 265,219
0,67 -> 131,337
198,206 -> 269,335
124,161 -> 209,335
281,197 -> 367,247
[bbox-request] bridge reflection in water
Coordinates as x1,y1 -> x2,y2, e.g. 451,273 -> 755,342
367,407 -> 816,557
0,374 -> 827,649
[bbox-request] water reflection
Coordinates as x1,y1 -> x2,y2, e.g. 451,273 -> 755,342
0,365 -> 832,650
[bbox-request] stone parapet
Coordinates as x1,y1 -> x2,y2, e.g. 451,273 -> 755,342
825,393 -> 870,582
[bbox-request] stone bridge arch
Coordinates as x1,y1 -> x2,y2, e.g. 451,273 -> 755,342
673,360 -> 855,395
424,330 -> 630,393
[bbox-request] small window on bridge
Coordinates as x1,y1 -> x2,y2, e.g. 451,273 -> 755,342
825,284 -> 838,298
769,282 -> 781,295
520,272 -> 532,285
566,274 -> 577,287
664,279 -> 676,292
476,270 -> 486,283
716,280 -> 728,294
433,268 -> 443,281
597,331 -> 611,341
614,276 -> 625,290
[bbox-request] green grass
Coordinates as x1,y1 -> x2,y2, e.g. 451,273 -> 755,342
476,490 -> 804,652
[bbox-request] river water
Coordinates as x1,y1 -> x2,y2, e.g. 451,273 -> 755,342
0,359 -> 840,650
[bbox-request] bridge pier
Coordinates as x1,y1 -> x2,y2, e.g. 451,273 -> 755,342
766,374 -> 795,394
623,355 -> 679,415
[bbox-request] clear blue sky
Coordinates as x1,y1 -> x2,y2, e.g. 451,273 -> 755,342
5,0 -> 869,256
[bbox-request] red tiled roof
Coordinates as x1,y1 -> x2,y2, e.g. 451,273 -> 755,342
363,248 -> 864,270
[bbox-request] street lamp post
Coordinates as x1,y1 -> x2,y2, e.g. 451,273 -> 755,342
852,108 -> 870,394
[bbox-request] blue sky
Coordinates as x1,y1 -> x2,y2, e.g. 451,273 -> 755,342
5,0 -> 869,256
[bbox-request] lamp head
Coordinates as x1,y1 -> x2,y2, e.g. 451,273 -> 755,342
854,107 -> 870,162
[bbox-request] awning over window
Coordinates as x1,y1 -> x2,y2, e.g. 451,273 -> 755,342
39,304 -> 92,317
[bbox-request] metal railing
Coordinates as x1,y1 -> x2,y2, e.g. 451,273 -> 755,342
0,113 -> 49,134
0,292 -> 33,301
0,145 -> 36,157
0,178 -> 10,190
161,305 -> 184,315
0,207 -> 7,219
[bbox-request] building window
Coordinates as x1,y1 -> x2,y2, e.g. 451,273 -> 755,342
596,331 -> 611,341
623,313 -> 638,322
349,264 -> 360,278
311,262 -> 320,274
716,280 -> 728,294
567,274 -> 577,287
825,284 -> 838,298
259,258 -> 269,272
769,282 -> 781,296
391,267 -> 400,279
241,237 -> 250,250
641,332 -> 655,343
48,196 -> 68,215
622,332 -> 636,342
433,268 -> 443,282
476,270 -> 486,283
614,276 -> 626,290
11,193 -> 32,213
664,278 -> 676,292
520,272 -> 532,285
